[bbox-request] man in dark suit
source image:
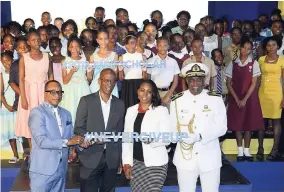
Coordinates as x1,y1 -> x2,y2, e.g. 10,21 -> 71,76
75,68 -> 125,192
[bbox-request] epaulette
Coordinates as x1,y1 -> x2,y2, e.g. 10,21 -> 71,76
171,92 -> 184,101
207,91 -> 221,97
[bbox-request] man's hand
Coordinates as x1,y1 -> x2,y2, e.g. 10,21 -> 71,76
162,94 -> 170,105
79,139 -> 104,148
182,133 -> 200,145
80,140 -> 91,148
68,135 -> 84,146
123,164 -> 133,180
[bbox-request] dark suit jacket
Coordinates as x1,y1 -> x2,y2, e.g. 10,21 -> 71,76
74,91 -> 125,170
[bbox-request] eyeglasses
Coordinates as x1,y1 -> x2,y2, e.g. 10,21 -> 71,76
45,90 -> 64,96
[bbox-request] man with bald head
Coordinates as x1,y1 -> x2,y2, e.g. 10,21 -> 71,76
75,68 -> 125,192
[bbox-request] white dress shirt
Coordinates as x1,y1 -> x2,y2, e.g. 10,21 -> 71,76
99,92 -> 112,149
53,107 -> 63,136
99,92 -> 112,129
148,55 -> 180,88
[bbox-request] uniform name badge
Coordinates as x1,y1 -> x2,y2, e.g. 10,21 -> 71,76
202,105 -> 211,112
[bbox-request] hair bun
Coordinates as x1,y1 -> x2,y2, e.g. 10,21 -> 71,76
143,19 -> 150,25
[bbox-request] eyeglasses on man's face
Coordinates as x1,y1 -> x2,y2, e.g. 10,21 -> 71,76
45,90 -> 64,96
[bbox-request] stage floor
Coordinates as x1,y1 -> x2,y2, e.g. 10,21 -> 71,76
9,154 -> 252,192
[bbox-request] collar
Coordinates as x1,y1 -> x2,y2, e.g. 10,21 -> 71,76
186,89 -> 207,98
138,103 -> 150,113
235,56 -> 252,65
147,40 -> 157,48
43,101 -> 58,109
99,91 -> 112,104
230,43 -> 240,48
168,51 -> 186,59
189,51 -> 206,56
155,54 -> 170,61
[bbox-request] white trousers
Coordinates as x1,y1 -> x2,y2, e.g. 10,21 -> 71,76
177,166 -> 220,192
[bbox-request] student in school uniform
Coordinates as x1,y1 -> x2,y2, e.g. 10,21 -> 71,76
182,38 -> 217,91
168,33 -> 190,93
148,36 -> 180,111
225,36 -> 264,161
144,20 -> 158,55
211,48 -> 228,104
171,11 -> 194,35
37,26 -> 50,53
119,34 -> 148,110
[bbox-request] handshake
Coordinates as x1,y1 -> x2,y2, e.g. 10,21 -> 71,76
66,135 -> 104,149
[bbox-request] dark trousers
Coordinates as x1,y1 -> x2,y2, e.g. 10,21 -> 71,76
80,151 -> 118,192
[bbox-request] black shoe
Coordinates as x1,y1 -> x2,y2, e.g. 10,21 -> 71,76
267,149 -> 279,161
244,155 -> 254,162
237,155 -> 245,161
256,147 -> 264,161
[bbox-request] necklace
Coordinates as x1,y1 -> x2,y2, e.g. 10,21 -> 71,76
266,56 -> 278,63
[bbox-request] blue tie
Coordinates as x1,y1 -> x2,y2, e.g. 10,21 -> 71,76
217,65 -> 222,94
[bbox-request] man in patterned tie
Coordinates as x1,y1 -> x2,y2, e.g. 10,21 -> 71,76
28,80 -> 84,191
211,48 -> 228,105
222,27 -> 242,66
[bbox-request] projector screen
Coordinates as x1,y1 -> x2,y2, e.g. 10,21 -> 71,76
11,0 -> 208,32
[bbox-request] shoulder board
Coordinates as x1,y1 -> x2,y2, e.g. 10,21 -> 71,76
207,91 -> 221,97
171,92 -> 184,101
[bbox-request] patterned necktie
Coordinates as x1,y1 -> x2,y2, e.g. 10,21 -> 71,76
232,46 -> 238,61
217,65 -> 222,94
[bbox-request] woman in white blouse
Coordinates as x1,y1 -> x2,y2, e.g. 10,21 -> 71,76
122,79 -> 172,191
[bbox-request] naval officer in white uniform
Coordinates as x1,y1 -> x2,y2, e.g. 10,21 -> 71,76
170,62 -> 227,192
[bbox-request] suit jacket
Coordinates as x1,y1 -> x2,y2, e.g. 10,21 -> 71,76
28,102 -> 73,176
74,91 -> 125,169
122,104 -> 171,167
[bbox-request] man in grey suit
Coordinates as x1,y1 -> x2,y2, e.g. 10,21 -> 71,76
75,68 -> 125,192
28,80 -> 84,192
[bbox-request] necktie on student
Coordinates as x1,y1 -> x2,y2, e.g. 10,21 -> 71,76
217,65 -> 222,94
232,46 -> 238,61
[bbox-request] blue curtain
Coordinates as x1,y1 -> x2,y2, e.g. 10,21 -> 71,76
208,1 -> 278,29
1,1 -> 11,26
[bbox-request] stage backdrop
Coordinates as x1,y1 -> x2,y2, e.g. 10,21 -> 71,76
208,1 -> 278,30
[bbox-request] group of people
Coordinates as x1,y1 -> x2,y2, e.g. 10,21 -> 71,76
1,5 -> 284,192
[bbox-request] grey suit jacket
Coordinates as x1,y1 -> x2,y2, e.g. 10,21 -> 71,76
28,103 -> 73,176
74,91 -> 125,169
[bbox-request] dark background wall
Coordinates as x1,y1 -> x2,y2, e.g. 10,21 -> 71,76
208,1 -> 278,29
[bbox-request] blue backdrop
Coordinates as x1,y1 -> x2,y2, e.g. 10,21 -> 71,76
1,1 -> 11,26
208,1 -> 278,29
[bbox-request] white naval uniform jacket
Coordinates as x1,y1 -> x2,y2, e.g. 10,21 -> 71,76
122,104 -> 172,167
170,90 -> 227,173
